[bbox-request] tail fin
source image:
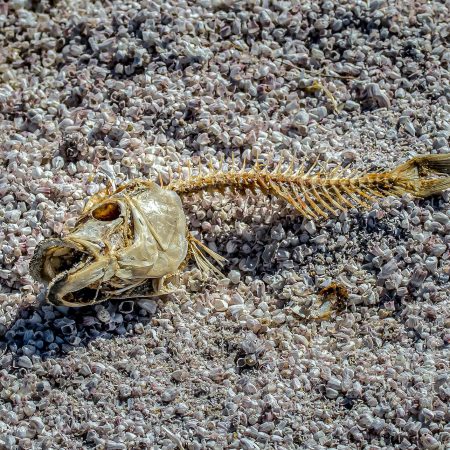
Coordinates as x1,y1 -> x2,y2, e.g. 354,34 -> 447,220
392,154 -> 450,197
414,154 -> 450,176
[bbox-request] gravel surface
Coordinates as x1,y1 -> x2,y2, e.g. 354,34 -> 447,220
1,0 -> 450,449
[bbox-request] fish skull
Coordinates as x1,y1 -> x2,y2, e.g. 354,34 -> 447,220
30,180 -> 188,307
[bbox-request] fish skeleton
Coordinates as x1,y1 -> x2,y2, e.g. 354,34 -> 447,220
30,153 -> 450,307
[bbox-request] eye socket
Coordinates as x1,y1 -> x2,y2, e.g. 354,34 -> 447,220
92,201 -> 121,221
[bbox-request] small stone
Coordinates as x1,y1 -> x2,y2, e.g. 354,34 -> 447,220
228,270 -> 241,284
43,330 -> 54,343
272,313 -> 286,324
96,306 -> 111,323
196,133 -> 210,145
433,212 -> 448,224
244,383 -> 257,394
138,299 -> 158,314
23,402 -> 36,417
270,223 -> 286,241
420,434 -> 440,450
79,364 -> 92,376
304,221 -> 317,235
229,293 -> 244,305
161,389 -> 177,403
213,298 -> 228,312
325,388 -> 339,399
29,417 -> 45,434
430,244 -> 446,257
327,377 -> 342,391
60,324 -> 76,335
0,354 -> 13,369
409,266 -> 427,288
17,356 -> 33,369
175,403 -> 189,415
344,100 -> 360,111
294,111 -> 309,125
259,422 -> 275,433
425,257 -> 438,273
119,384 -> 132,399
240,437 -> 260,450
421,408 -> 435,420
379,259 -> 398,279
171,370 -> 187,382
22,345 -> 36,357
14,426 -> 29,439
433,137 -> 447,150
0,436 -> 16,447
229,305 -> 245,318
106,441 -> 126,450
371,418 -> 385,432
309,106 -> 328,120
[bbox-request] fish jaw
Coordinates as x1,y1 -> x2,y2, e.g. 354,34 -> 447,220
30,237 -> 115,306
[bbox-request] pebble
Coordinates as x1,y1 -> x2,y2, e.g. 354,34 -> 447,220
29,417 -> 45,434
96,307 -> 111,323
137,299 -> 157,314
420,434 -> 440,450
17,356 -> 33,369
425,257 -> 438,273
379,259 -> 398,279
325,388 -> 340,399
106,441 -> 126,450
23,402 -> 36,417
228,270 -> 241,284
161,389 -> 177,403
212,298 -> 228,312
304,221 -> 317,235
171,370 -> 187,382
79,364 -> 92,377
118,385 -> 132,399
